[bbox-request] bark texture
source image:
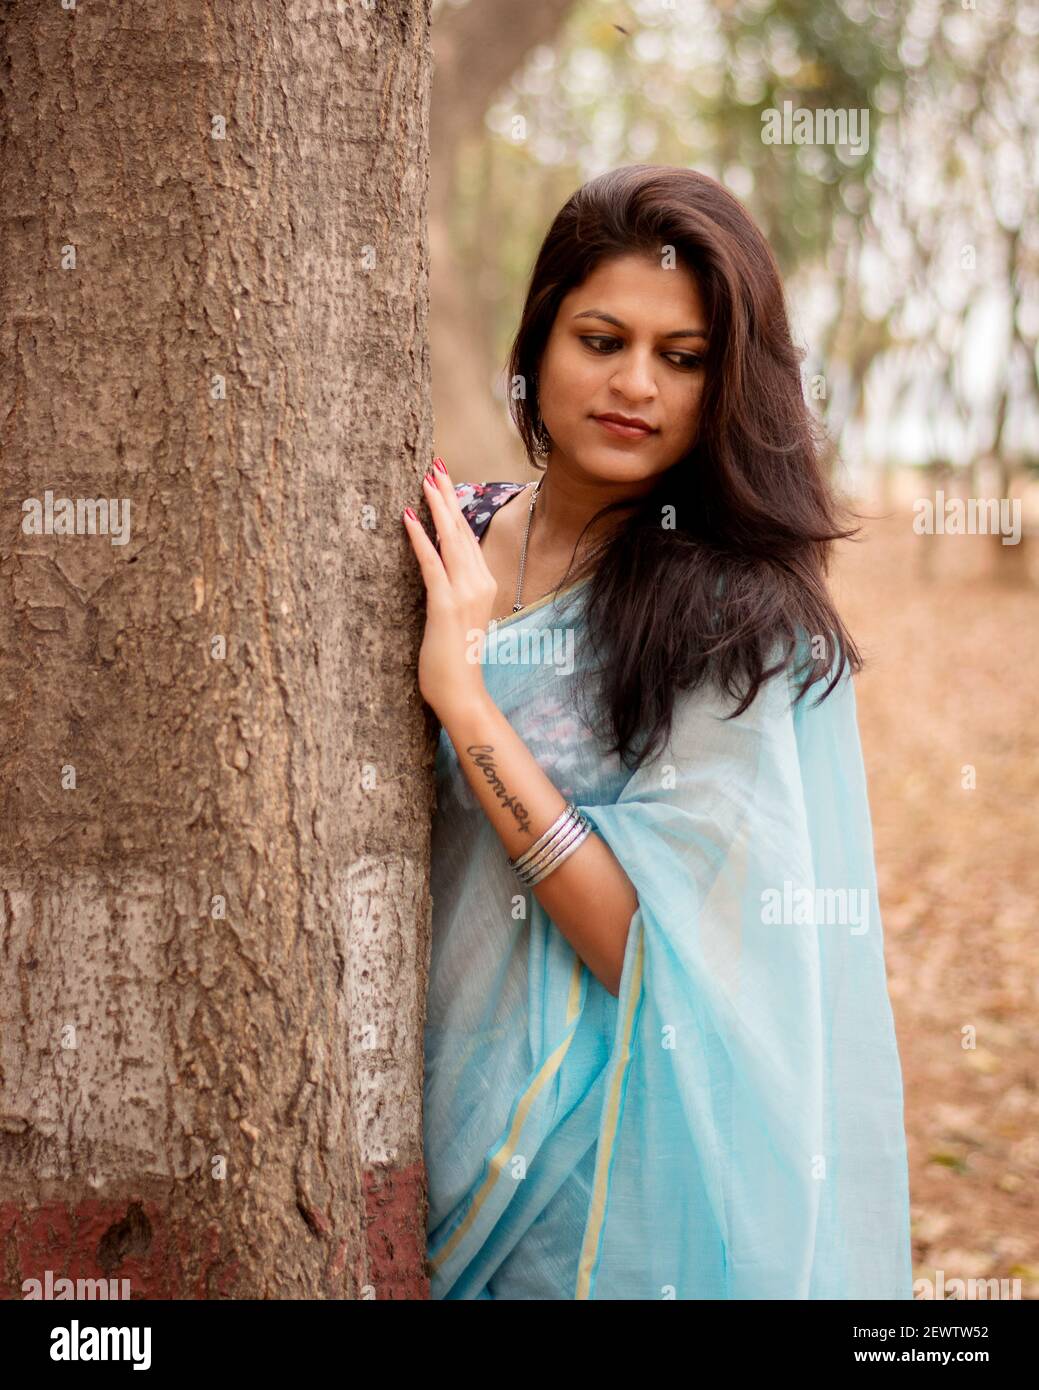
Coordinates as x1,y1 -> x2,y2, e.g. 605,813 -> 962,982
0,0 -> 434,1299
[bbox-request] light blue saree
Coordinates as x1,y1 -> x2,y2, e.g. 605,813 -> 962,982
423,574 -> 913,1300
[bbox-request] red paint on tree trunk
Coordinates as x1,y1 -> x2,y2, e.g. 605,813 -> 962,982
0,1199 -> 228,1300
2,1170 -> 431,1300
362,1162 -> 430,1300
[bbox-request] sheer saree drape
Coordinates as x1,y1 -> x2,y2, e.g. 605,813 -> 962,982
423,577 -> 912,1301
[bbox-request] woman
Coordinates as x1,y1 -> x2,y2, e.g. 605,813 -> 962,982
402,165 -> 912,1300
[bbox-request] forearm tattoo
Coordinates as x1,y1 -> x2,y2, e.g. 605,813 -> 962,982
465,745 -> 533,835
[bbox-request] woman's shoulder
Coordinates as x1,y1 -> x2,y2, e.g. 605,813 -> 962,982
454,481 -> 529,541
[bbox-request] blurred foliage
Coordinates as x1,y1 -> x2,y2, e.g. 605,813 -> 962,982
445,0 -> 1039,477
454,0 -> 906,357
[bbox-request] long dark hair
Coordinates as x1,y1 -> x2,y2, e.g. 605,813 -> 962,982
505,164 -> 865,773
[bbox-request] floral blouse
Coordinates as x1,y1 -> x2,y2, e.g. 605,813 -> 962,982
453,481 -> 531,542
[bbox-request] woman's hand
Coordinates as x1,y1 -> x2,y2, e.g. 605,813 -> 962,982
402,458 -> 498,719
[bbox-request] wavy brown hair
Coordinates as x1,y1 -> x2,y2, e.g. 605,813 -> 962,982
505,163 -> 865,773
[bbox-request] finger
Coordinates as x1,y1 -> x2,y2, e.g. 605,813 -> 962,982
424,466 -> 457,517
402,508 -> 451,601
422,472 -> 477,584
429,458 -> 457,498
425,464 -> 486,578
445,473 -> 485,558
428,461 -> 474,539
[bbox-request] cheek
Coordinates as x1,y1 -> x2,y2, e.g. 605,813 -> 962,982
665,377 -> 704,438
550,346 -> 602,401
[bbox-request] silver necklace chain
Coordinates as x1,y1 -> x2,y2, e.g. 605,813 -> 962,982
513,479 -> 542,612
512,477 -> 608,614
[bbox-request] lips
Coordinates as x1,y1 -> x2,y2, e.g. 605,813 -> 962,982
592,413 -> 657,438
594,412 -> 655,430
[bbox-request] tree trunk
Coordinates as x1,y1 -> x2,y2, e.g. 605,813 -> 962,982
989,226 -> 1030,584
0,0 -> 434,1299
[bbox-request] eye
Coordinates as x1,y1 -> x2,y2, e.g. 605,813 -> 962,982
580,335 -> 621,354
580,337 -> 704,371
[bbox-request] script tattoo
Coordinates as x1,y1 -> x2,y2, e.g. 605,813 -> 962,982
465,745 -> 533,835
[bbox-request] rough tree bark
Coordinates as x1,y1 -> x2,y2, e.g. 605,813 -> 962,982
0,0 -> 434,1298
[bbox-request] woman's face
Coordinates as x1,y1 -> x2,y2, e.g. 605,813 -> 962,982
535,252 -> 709,484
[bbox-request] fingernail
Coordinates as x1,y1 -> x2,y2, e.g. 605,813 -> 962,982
423,472 -> 434,486
403,507 -> 416,520
433,457 -> 447,473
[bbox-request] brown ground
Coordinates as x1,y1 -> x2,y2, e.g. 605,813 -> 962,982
835,507 -> 1038,1299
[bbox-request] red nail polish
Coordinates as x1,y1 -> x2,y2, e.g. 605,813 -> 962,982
434,457 -> 447,473
404,506 -> 416,519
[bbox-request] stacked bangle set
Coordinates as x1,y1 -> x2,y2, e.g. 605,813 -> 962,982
508,802 -> 593,887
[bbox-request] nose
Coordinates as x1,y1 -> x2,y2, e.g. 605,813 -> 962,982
607,350 -> 658,403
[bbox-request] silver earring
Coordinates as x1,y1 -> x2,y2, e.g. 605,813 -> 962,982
531,370 -> 551,456
533,416 -> 551,457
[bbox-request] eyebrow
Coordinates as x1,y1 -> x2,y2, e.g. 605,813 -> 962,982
572,309 -> 708,340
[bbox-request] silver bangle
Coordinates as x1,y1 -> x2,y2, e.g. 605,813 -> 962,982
510,804 -> 576,875
521,817 -> 592,886
509,803 -> 593,886
516,814 -> 585,883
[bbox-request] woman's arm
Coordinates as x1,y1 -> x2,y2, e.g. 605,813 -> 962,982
403,459 -> 637,997
438,689 -> 638,998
